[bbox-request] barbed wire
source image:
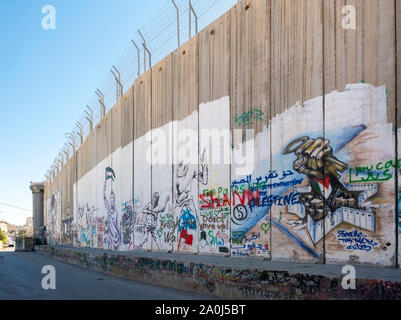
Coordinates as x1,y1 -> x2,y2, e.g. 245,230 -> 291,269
48,0 -> 238,181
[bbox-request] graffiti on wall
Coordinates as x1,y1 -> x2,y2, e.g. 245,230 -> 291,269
266,83 -> 395,264
61,218 -> 74,245
174,151 -> 208,252
62,83 -> 396,267
337,229 -> 378,252
139,192 -> 170,249
230,126 -> 271,257
198,97 -> 231,255
104,167 -> 120,250
121,200 -> 136,247
199,187 -> 230,254
398,128 -> 401,268
132,135 -> 152,250
282,136 -> 378,245
46,190 -> 61,244
72,164 -> 119,250
234,108 -> 266,128
155,207 -> 176,250
229,83 -> 395,265
76,204 -> 98,247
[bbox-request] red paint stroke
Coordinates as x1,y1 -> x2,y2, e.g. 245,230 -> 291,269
317,176 -> 330,189
232,190 -> 260,206
179,229 -> 193,248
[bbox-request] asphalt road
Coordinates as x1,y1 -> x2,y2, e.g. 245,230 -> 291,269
0,249 -> 213,300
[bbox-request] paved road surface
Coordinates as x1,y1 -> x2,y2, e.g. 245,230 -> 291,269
0,250 -> 213,300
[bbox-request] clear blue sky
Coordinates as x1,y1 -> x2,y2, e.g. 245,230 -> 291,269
0,0 -> 167,225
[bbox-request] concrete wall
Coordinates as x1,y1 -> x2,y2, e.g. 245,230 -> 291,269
44,0 -> 400,268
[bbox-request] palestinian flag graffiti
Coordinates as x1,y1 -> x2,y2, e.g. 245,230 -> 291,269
105,167 -> 116,181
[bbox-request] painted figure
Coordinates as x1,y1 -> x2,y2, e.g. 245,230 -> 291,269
139,192 -> 170,249
121,203 -> 136,245
177,207 -> 197,249
104,167 -> 120,250
175,148 -> 208,249
175,148 -> 208,221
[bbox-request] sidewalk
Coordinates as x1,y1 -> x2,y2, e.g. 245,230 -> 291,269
35,245 -> 401,300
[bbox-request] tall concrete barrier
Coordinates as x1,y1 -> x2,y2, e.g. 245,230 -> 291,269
44,0 -> 401,269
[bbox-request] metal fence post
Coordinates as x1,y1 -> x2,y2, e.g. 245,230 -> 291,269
52,161 -> 58,175
66,133 -> 76,153
131,40 -> 141,76
111,65 -> 123,100
137,30 -> 147,72
58,152 -> 64,166
57,157 -> 63,168
95,89 -> 106,118
62,145 -> 70,161
172,0 -> 180,48
85,106 -> 94,131
50,166 -> 55,178
138,30 -> 151,70
189,0 -> 198,39
76,121 -> 84,144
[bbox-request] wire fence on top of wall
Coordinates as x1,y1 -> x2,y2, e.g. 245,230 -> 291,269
46,0 -> 238,181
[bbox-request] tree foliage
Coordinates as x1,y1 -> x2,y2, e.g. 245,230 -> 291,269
0,229 -> 7,243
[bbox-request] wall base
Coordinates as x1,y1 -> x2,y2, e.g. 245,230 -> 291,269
35,245 -> 401,300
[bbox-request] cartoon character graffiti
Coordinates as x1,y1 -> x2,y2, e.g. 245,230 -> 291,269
175,148 -> 208,250
283,137 -> 378,244
177,207 -> 197,249
139,192 -> 170,249
104,167 -> 120,250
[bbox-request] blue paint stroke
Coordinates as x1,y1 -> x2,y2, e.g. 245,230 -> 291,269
331,125 -> 366,153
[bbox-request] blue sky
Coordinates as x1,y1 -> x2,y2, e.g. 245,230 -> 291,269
0,0 -> 167,225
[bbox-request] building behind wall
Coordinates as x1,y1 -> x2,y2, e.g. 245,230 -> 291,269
0,221 -> 9,234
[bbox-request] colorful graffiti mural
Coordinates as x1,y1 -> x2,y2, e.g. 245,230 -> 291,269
174,154 -> 208,252
282,136 -> 378,245
44,83 -> 393,268
198,97 -> 231,255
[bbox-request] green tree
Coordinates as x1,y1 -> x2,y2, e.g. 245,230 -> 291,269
0,229 -> 7,244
